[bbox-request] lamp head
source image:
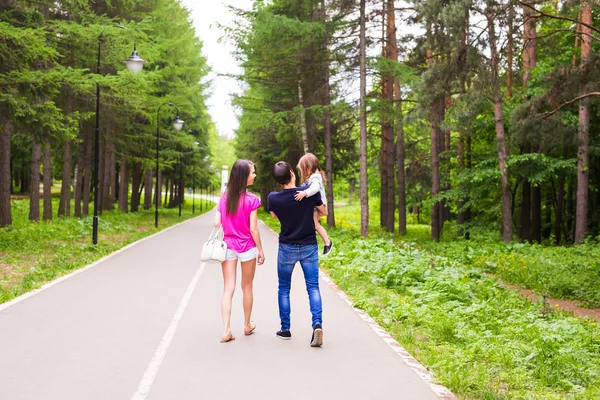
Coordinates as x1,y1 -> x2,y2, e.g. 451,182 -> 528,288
124,44 -> 145,74
173,117 -> 184,131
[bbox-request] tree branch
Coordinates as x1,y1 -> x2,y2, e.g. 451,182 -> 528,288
530,28 -> 600,43
537,92 -> 600,118
517,0 -> 600,36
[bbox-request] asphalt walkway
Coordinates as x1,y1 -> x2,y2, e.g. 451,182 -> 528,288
0,210 -> 454,400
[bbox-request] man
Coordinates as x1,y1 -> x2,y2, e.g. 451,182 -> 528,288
268,161 -> 328,347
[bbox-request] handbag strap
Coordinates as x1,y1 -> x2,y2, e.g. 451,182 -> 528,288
207,227 -> 224,241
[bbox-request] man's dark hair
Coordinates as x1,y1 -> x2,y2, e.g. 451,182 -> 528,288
272,161 -> 293,185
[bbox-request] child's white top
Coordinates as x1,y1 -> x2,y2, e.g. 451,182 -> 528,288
302,173 -> 327,206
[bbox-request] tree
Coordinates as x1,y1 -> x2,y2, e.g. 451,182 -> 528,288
487,0 -> 513,242
574,0 -> 593,243
359,0 -> 369,238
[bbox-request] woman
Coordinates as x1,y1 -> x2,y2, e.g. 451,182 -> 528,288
214,159 -> 265,343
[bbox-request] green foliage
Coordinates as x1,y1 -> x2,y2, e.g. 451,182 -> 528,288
315,223 -> 600,398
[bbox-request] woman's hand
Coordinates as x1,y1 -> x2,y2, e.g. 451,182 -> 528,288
257,250 -> 265,265
294,191 -> 307,201
214,211 -> 222,228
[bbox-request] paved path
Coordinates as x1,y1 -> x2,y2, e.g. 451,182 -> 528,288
0,210 -> 453,400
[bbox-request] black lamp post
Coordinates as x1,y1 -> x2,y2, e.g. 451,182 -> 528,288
155,103 -> 184,228
192,169 -> 196,215
92,38 -> 145,245
178,153 -> 183,218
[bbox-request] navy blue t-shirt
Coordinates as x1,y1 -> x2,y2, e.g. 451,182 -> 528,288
267,185 -> 323,245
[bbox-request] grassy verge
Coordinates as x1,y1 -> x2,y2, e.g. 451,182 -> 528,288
333,203 -> 600,308
259,206 -> 600,399
0,197 -> 215,304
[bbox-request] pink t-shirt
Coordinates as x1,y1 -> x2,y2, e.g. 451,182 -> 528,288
217,192 -> 261,253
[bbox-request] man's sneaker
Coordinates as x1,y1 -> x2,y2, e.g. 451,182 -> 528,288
310,324 -> 323,347
276,330 -> 292,340
323,241 -> 334,256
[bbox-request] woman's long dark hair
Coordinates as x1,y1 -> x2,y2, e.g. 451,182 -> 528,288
225,159 -> 253,216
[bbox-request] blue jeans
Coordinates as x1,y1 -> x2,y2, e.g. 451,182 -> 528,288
277,243 -> 322,331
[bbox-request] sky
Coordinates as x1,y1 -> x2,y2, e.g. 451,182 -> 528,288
179,0 -> 252,138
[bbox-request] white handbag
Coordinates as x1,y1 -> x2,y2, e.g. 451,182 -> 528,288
200,227 -> 228,263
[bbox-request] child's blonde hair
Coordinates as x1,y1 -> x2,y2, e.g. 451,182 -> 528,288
297,153 -> 326,186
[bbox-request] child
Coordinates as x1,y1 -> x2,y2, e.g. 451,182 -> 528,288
294,153 -> 333,256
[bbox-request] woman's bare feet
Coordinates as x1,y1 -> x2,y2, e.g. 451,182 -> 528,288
220,332 -> 235,343
244,322 -> 256,336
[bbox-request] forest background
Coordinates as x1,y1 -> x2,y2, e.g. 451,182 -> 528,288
1,0 -> 600,398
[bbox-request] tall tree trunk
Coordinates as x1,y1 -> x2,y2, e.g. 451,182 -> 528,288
574,0 -> 592,244
379,0 -> 395,232
297,66 -> 310,155
320,0 -> 335,228
507,6 -> 514,97
82,125 -> 92,216
168,177 -> 175,207
567,181 -> 574,241
555,174 -> 565,244
102,140 -> 115,211
385,0 -> 396,232
42,144 -> 52,221
427,24 -> 442,241
457,127 -> 465,226
59,92 -> 74,218
380,0 -> 388,229
531,184 -> 541,242
487,1 -> 513,242
395,81 -> 406,235
0,116 -> 12,227
97,138 -> 105,214
465,135 -> 472,239
543,191 -> 552,240
154,171 -> 162,209
131,162 -> 142,213
323,61 -> 335,228
118,156 -> 129,212
520,0 -> 537,242
74,134 -> 85,218
520,167 -> 531,241
58,139 -> 72,217
430,97 -> 444,241
29,136 -> 42,221
457,19 -> 469,230
442,96 -> 451,223
359,0 -> 369,238
144,167 -> 153,210
20,156 -> 30,194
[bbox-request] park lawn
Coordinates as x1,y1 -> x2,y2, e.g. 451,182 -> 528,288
0,197 -> 215,305
259,205 -> 600,399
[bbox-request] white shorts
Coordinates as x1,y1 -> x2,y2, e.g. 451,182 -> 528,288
225,247 -> 258,262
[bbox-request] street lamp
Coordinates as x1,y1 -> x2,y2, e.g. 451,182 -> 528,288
124,43 -> 146,73
92,38 -> 144,245
155,103 -> 184,228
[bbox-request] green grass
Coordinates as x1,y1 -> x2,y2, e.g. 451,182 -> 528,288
331,203 -> 600,308
0,196 -> 215,304
259,203 -> 600,399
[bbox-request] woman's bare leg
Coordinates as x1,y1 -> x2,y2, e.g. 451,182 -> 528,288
220,259 -> 237,342
240,258 -> 257,333
314,211 -> 330,245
